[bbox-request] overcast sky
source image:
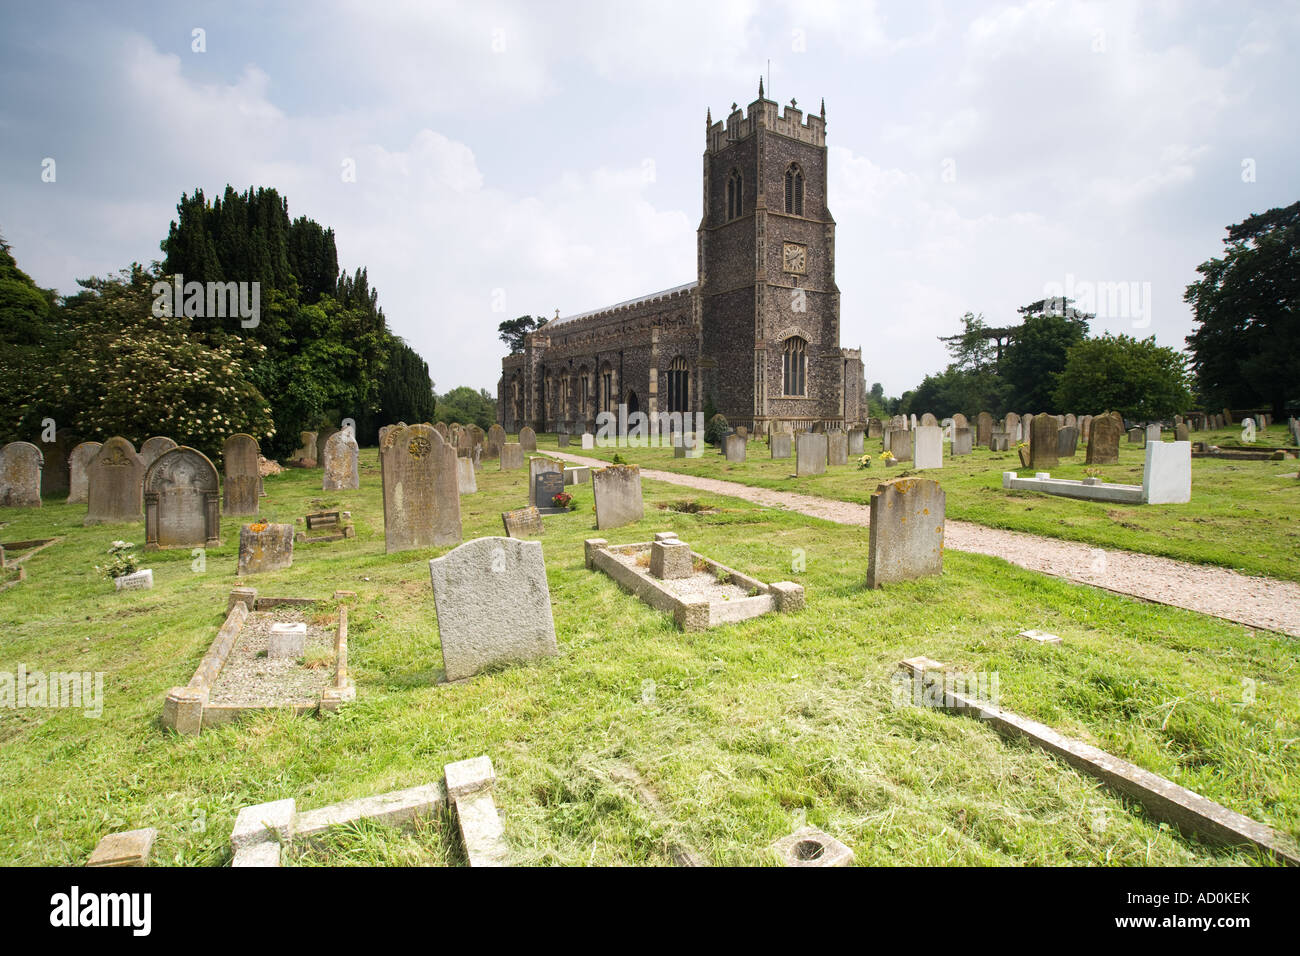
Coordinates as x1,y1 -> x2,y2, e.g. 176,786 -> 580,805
2,1 -> 1296,398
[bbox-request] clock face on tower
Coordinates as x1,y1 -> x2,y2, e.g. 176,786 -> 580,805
782,242 -> 807,275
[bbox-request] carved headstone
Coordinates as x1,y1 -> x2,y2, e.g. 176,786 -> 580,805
139,436 -> 178,470
826,430 -> 848,466
725,434 -> 746,462
379,423 -> 461,553
222,434 -> 261,516
486,424 -> 506,459
144,447 -> 220,549
951,428 -> 973,456
0,442 -> 43,508
85,437 -> 146,525
771,433 -> 792,459
976,412 -> 993,447
237,523 -> 294,574
502,506 -> 544,538
500,442 -> 524,470
1056,425 -> 1079,458
528,457 -> 563,506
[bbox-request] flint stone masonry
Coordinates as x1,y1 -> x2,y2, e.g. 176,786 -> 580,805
144,447 -> 220,549
428,537 -> 558,682
796,433 -> 827,476
322,430 -> 360,491
238,523 -> 294,574
592,464 -> 644,530
222,434 -> 261,516
770,433 -> 792,459
826,430 -> 848,466
66,441 -> 102,505
725,434 -> 746,462
913,425 -> 943,470
0,442 -> 43,508
500,442 -> 524,470
87,828 -> 158,867
865,477 -> 945,589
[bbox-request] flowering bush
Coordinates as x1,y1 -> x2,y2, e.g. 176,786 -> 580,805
95,541 -> 140,580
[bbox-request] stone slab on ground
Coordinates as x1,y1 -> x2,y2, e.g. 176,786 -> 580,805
87,827 -> 157,867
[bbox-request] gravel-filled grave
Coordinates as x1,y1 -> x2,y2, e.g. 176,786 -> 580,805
208,608 -> 335,707
609,548 -> 752,603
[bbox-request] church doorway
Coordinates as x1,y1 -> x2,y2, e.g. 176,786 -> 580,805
626,391 -> 640,416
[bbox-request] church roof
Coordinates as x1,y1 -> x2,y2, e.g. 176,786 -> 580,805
548,281 -> 697,328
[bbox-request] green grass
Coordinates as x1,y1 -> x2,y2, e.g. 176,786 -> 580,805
564,424 -> 1300,582
0,447 -> 1297,866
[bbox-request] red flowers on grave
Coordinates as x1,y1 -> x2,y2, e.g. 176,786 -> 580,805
552,491 -> 573,510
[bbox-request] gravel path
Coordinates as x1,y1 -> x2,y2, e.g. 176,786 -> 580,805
552,451 -> 1300,637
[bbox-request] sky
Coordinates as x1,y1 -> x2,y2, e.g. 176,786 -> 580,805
1,0 -> 1297,398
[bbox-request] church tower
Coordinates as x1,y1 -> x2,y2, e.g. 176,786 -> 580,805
698,81 -> 843,432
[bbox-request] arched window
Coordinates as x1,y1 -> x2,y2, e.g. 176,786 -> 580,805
666,356 -> 689,413
782,337 -> 807,397
784,164 -> 804,216
726,169 -> 743,220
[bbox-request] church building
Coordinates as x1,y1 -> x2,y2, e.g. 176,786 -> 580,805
499,82 -> 866,436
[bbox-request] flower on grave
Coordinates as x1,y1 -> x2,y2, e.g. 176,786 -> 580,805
881,450 -> 895,461
552,491 -> 573,510
249,522 -> 269,533
96,541 -> 140,580
856,454 -> 873,469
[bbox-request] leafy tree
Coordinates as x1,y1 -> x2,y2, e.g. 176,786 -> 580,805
1185,200 -> 1300,415
939,312 -> 999,373
378,339 -> 436,425
1054,333 -> 1192,420
903,367 -> 1008,419
0,233 -> 61,440
1000,302 -> 1091,411
497,314 -> 549,353
434,386 -> 496,430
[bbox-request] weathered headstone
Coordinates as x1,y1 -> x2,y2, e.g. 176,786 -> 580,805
316,428 -> 340,468
291,431 -> 318,467
848,429 -> 865,456
827,430 -> 849,466
322,430 -> 360,491
428,537 -> 558,682
144,447 -> 220,549
976,412 -> 993,447
85,437 -> 146,525
457,457 -> 478,494
725,434 -> 746,462
920,413 -> 937,427
1174,422 -> 1190,442
557,432 -> 570,448
433,421 -> 450,442
519,427 -> 537,452
500,442 -> 524,470
913,425 -> 943,470
1029,414 -> 1059,471
888,428 -> 913,463
139,436 -> 177,470
592,464 -> 643,530
0,442 -> 43,508
66,441 -> 102,505
1003,412 -> 1019,441
951,427 -> 973,456
379,423 -> 461,553
486,424 -> 506,459
1056,425 -> 1079,458
39,429 -> 75,497
1128,427 -> 1144,445
867,418 -> 883,439
528,457 -> 563,506
223,434 -> 261,516
771,433 -> 792,459
865,477 -> 945,589
1146,424 -> 1162,444
237,523 -> 294,574
796,433 -> 827,477
502,506 -> 543,538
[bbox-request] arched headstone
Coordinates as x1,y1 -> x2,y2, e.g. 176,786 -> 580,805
85,437 -> 146,525
379,423 -> 460,552
144,447 -> 220,549
139,436 -> 178,470
223,434 -> 261,516
0,442 -> 43,508
322,429 -> 360,491
67,441 -> 102,505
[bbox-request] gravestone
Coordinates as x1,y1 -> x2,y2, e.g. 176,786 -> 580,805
558,433 -> 570,447
486,424 -> 506,459
1056,425 -> 1079,458
1029,414 -> 1059,470
456,427 -> 475,458
770,433 -> 792,459
316,428 -> 340,468
1146,424 -> 1162,444
1143,441 -> 1192,504
1174,422 -> 1190,442
428,537 -> 558,682
500,443 -> 524,470
826,431 -> 848,466
378,422 -> 406,449
888,428 -> 913,463
592,465 -> 644,530
848,429 -> 865,456
222,434 -> 261,516
292,431 -> 318,467
322,430 -> 360,491
581,433 -> 594,450
920,413 -> 937,427
519,427 -> 537,452
237,523 -> 294,574
39,429 -> 76,498
85,437 -> 146,525
976,412 -> 993,447
910,414 -> 918,430
139,436 -> 177,470
528,458 -> 563,506
1079,415 -> 1092,441
379,423 -> 461,553
67,441 -> 102,505
796,433 -> 827,477
457,457 -> 477,494
952,413 -> 969,431
951,427 -> 973,456
527,457 -> 564,509
433,422 -> 450,442
989,432 -> 1011,452
0,442 -> 43,508
534,471 -> 565,510
913,425 -> 943,470
144,447 -> 220,549
867,418 -> 882,439
725,434 -> 746,462
1003,412 -> 1019,441
1128,427 -> 1144,445
865,477 -> 945,589
1064,413 -> 1076,428
502,506 -> 543,538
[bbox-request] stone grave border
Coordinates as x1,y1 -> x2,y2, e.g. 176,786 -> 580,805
584,533 -> 804,631
229,754 -> 509,867
0,537 -> 60,592
295,510 -> 356,544
162,589 -> 355,735
897,657 -> 1299,865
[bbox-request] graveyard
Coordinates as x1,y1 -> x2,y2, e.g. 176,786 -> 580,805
1,430 -> 1298,866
